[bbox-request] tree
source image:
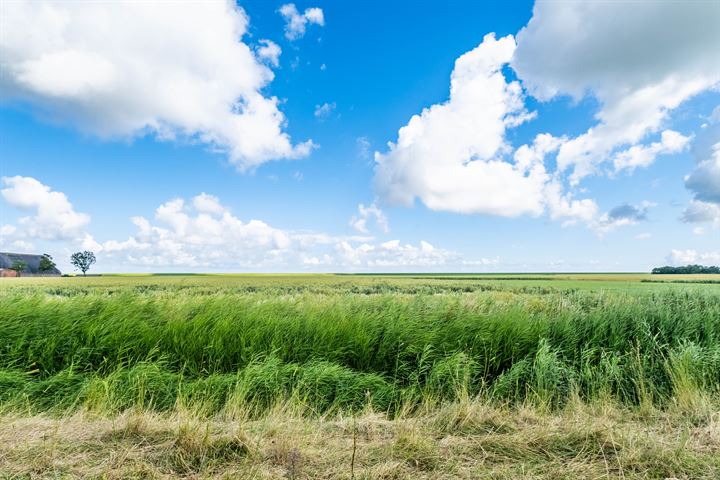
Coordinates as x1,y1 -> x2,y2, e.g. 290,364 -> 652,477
39,254 -> 56,273
70,251 -> 96,276
9,260 -> 27,277
651,264 -> 720,274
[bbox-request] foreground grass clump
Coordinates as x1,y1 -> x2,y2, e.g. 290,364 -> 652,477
1,398 -> 718,479
1,275 -> 719,416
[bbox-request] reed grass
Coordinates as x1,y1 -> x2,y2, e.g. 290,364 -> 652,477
1,277 -> 718,417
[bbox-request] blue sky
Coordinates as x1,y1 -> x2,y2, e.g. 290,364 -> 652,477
1,0 -> 719,273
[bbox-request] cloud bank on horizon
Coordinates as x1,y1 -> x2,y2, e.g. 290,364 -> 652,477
1,0 -> 719,271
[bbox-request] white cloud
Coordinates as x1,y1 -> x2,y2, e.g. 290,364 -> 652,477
0,1 -> 313,171
512,1 -> 720,183
192,193 -> 227,215
544,180 -> 598,225
256,39 -> 282,68
80,193 -> 480,271
667,249 -> 720,266
613,130 -> 690,173
693,227 -> 706,236
314,102 -> 336,120
374,35 -> 600,226
635,233 -> 652,240
349,202 -> 389,234
335,239 -> 458,268
373,3 -> 716,235
375,34 -> 552,217
279,4 -> 324,40
1,176 -> 90,240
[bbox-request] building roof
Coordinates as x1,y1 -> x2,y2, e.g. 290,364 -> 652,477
0,252 -> 62,275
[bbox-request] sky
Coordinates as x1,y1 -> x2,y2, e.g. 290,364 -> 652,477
1,0 -> 719,273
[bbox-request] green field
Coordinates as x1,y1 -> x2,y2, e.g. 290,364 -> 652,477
1,274 -> 719,478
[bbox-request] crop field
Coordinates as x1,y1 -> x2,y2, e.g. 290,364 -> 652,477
1,274 -> 719,478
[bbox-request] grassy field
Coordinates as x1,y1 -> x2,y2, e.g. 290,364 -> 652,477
1,273 -> 719,478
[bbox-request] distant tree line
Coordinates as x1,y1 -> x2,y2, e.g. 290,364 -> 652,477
651,264 -> 720,274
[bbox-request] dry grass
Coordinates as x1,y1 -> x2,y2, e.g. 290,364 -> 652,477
1,399 -> 718,479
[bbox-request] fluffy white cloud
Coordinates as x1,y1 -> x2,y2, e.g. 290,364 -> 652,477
192,193 -> 227,215
256,39 -> 282,68
335,239 -> 458,268
1,176 -> 90,240
667,249 -> 720,266
513,1 -> 720,182
544,181 -> 598,225
349,202 -> 389,234
375,34 -> 553,217
374,3 -> 716,234
0,1 -> 313,170
613,130 -> 690,173
374,35 -> 599,226
80,193 -> 478,271
279,4 -> 324,40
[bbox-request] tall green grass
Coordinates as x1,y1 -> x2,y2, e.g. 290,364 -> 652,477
1,279 -> 719,416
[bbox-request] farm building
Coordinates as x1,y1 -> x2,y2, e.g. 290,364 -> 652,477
0,252 -> 62,277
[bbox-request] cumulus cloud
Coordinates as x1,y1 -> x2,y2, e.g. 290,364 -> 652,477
1,176 -> 90,240
279,4 -> 324,40
589,202 -> 654,235
349,202 -> 389,234
335,239 -> 458,268
375,34 -> 552,217
544,180 -> 598,225
667,249 -> 720,266
512,1 -> 720,182
374,2 -> 716,235
192,193 -> 227,215
613,130 -> 690,173
256,39 -> 282,67
374,34 -> 598,227
79,193 -> 479,271
0,1 -> 313,171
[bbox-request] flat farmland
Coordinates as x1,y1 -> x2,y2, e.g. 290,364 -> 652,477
1,274 -> 719,479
